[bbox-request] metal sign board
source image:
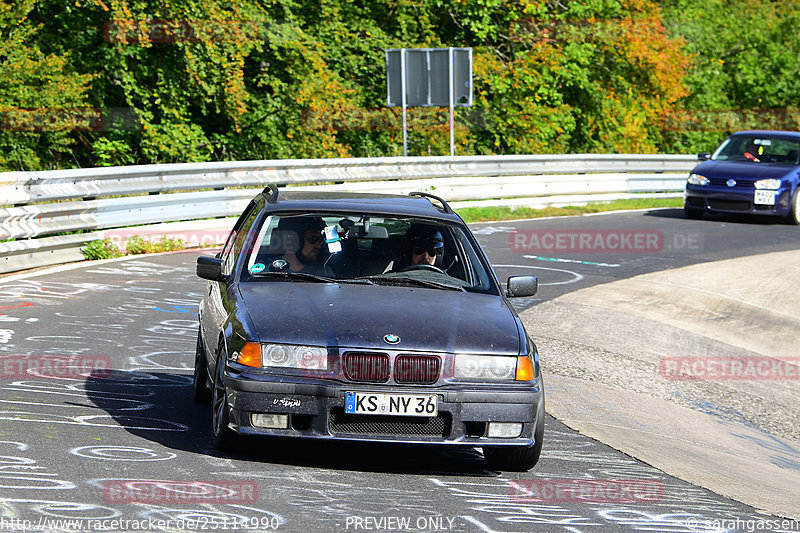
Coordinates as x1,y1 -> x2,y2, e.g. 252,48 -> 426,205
386,48 -> 472,107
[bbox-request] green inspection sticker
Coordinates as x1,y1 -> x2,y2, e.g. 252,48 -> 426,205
250,263 -> 266,274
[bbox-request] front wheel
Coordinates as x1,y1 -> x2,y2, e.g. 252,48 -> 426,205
483,441 -> 542,472
211,347 -> 236,451
192,330 -> 212,403
787,188 -> 800,225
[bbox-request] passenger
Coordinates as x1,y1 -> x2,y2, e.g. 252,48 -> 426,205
275,216 -> 331,275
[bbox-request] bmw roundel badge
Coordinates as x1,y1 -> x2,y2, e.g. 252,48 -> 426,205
727,178 -> 737,187
384,334 -> 400,344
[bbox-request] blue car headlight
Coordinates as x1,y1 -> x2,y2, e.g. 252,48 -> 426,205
754,179 -> 782,190
687,174 -> 710,186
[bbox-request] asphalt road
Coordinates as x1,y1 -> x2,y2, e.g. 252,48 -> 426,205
0,208 -> 798,533
478,207 -> 800,306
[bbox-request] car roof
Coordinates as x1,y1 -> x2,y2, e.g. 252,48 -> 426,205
257,189 -> 464,222
731,130 -> 800,141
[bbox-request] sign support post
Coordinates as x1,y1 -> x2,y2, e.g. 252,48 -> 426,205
448,47 -> 455,157
401,48 -> 408,157
386,47 -> 471,158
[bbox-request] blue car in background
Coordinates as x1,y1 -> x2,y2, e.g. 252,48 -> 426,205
684,130 -> 800,224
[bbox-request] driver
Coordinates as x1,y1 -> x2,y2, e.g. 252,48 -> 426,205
402,225 -> 444,268
744,141 -> 761,162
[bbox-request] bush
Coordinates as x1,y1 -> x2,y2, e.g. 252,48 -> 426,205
93,137 -> 135,167
82,238 -> 123,260
155,237 -> 186,252
125,235 -> 187,255
125,235 -> 154,255
83,235 -> 188,261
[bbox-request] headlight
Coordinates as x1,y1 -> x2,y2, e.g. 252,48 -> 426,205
259,344 -> 327,370
454,354 -> 517,380
687,174 -> 710,186
754,179 -> 782,190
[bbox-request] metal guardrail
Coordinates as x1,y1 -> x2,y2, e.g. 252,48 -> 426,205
0,154 -> 696,274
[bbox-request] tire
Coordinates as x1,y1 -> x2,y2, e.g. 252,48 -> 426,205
787,188 -> 800,225
684,203 -> 705,220
483,390 -> 545,471
211,345 -> 236,451
192,330 -> 212,403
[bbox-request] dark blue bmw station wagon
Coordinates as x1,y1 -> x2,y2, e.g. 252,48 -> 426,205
684,130 -> 800,224
194,186 -> 544,471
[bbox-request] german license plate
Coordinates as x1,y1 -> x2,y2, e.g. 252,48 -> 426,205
754,190 -> 776,205
345,392 -> 437,417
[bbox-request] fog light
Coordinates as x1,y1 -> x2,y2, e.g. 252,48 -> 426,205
488,422 -> 522,438
251,413 -> 288,429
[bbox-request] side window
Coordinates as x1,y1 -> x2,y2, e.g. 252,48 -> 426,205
442,227 -> 468,282
220,200 -> 262,278
220,232 -> 237,278
244,215 -> 280,273
452,227 -> 493,292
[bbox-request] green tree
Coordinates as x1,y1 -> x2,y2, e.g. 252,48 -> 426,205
0,0 -> 95,170
7,0 -> 698,169
661,0 -> 800,153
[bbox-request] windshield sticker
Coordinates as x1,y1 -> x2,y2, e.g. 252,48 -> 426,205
250,263 -> 266,274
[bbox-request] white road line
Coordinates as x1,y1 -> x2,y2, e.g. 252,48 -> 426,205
523,255 -> 621,268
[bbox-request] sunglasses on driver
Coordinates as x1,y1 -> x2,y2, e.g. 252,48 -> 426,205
411,239 -> 444,256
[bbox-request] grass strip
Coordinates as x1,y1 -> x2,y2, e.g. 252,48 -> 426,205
457,197 -> 683,223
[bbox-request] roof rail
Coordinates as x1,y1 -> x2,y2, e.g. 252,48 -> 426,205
408,191 -> 453,214
262,183 -> 279,203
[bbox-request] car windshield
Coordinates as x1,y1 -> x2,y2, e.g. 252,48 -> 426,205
241,212 -> 497,294
712,135 -> 800,164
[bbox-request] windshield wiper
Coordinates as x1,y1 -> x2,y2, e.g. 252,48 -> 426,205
362,275 -> 465,292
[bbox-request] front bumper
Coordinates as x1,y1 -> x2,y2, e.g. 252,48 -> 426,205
685,185 -> 791,215
223,367 -> 543,447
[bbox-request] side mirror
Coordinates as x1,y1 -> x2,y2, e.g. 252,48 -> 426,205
197,256 -> 227,282
506,275 -> 538,298
697,152 -> 710,161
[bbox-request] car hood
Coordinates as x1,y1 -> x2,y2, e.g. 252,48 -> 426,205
694,160 -> 797,180
238,282 -> 522,355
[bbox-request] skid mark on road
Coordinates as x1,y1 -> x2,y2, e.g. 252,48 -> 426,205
494,264 -> 584,286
